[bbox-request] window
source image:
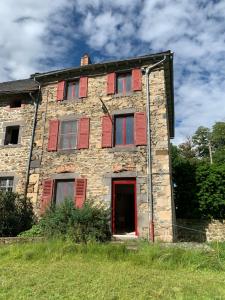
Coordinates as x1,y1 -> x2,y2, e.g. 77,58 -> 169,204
4,126 -> 20,145
0,177 -> 13,192
55,179 -> 74,205
116,73 -> 132,95
107,68 -> 141,95
66,81 -> 79,100
48,118 -> 90,151
56,77 -> 88,101
102,112 -> 147,148
10,100 -> 22,108
114,115 -> 134,146
41,178 -> 87,213
58,120 -> 77,150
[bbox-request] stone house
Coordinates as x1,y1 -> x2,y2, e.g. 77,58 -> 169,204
0,51 -> 175,241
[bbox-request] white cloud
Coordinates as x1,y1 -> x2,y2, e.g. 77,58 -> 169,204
0,0 -> 72,81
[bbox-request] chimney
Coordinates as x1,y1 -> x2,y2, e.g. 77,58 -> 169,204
80,53 -> 91,66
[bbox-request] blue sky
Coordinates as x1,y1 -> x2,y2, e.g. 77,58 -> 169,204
0,0 -> 225,144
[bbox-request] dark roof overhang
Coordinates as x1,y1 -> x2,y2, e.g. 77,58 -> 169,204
0,79 -> 39,95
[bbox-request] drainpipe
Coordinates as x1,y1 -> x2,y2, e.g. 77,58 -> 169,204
142,55 -> 167,242
24,80 -> 41,197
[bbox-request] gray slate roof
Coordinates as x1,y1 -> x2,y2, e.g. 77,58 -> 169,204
0,79 -> 39,95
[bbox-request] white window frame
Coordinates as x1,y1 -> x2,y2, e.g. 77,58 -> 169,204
0,177 -> 14,192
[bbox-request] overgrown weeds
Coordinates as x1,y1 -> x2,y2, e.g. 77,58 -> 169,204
19,199 -> 111,243
1,239 -> 225,272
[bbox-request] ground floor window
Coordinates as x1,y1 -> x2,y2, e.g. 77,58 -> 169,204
54,179 -> 74,205
0,177 -> 14,192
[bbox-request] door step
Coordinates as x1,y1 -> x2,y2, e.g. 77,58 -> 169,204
112,233 -> 138,241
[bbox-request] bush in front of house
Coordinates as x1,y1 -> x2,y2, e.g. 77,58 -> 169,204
20,199 -> 111,243
0,191 -> 35,237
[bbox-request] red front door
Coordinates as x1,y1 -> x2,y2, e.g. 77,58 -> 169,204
112,179 -> 137,235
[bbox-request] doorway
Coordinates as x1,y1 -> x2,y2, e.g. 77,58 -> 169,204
112,179 -> 137,235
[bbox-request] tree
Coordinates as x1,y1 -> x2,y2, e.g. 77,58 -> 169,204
192,126 -> 211,159
171,144 -> 200,218
178,137 -> 196,160
171,121 -> 225,220
211,122 -> 225,164
197,164 -> 225,219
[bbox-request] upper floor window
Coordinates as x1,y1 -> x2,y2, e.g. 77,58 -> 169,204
114,115 -> 134,146
102,112 -> 147,148
4,126 -> 20,145
116,73 -> 132,95
66,81 -> 79,100
57,77 -> 88,101
58,120 -> 78,150
0,177 -> 13,192
107,68 -> 142,95
47,117 -> 90,151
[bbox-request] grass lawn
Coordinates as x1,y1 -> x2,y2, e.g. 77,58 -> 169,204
0,240 -> 225,299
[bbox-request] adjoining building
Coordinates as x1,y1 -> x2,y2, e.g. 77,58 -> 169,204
0,51 -> 175,241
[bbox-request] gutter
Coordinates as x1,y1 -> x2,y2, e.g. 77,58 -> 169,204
142,55 -> 167,242
24,80 -> 41,197
32,51 -> 172,79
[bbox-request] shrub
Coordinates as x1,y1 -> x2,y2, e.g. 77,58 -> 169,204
0,191 -> 35,237
39,199 -> 111,243
196,163 -> 225,219
18,224 -> 43,237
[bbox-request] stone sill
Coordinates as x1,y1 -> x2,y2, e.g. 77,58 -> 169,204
56,149 -> 80,155
0,144 -> 22,148
112,91 -> 141,99
109,146 -> 137,153
60,98 -> 85,104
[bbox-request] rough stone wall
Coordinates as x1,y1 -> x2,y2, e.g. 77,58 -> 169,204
0,95 -> 34,194
177,219 -> 225,242
28,65 -> 175,241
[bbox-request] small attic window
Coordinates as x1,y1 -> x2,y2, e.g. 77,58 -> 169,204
4,126 -> 20,145
10,100 -> 22,108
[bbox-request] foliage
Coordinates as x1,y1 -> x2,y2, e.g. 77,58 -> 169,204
18,224 -> 43,237
197,164 -> 225,219
171,144 -> 200,218
172,120 -> 225,219
178,137 -> 196,160
211,122 -> 225,151
192,126 -> 211,159
39,199 -> 111,243
0,191 -> 35,237
1,240 -> 225,299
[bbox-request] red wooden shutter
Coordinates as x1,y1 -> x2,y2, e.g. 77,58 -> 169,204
40,179 -> 54,214
75,179 -> 87,208
102,115 -> 113,148
107,73 -> 115,94
132,68 -> 142,91
79,77 -> 88,98
134,112 -> 147,145
48,120 -> 59,151
77,117 -> 90,149
57,81 -> 65,101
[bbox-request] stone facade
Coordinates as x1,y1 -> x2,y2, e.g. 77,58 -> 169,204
0,94 -> 34,193
0,52 -> 175,242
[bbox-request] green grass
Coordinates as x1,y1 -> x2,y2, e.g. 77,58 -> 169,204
0,240 -> 225,299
